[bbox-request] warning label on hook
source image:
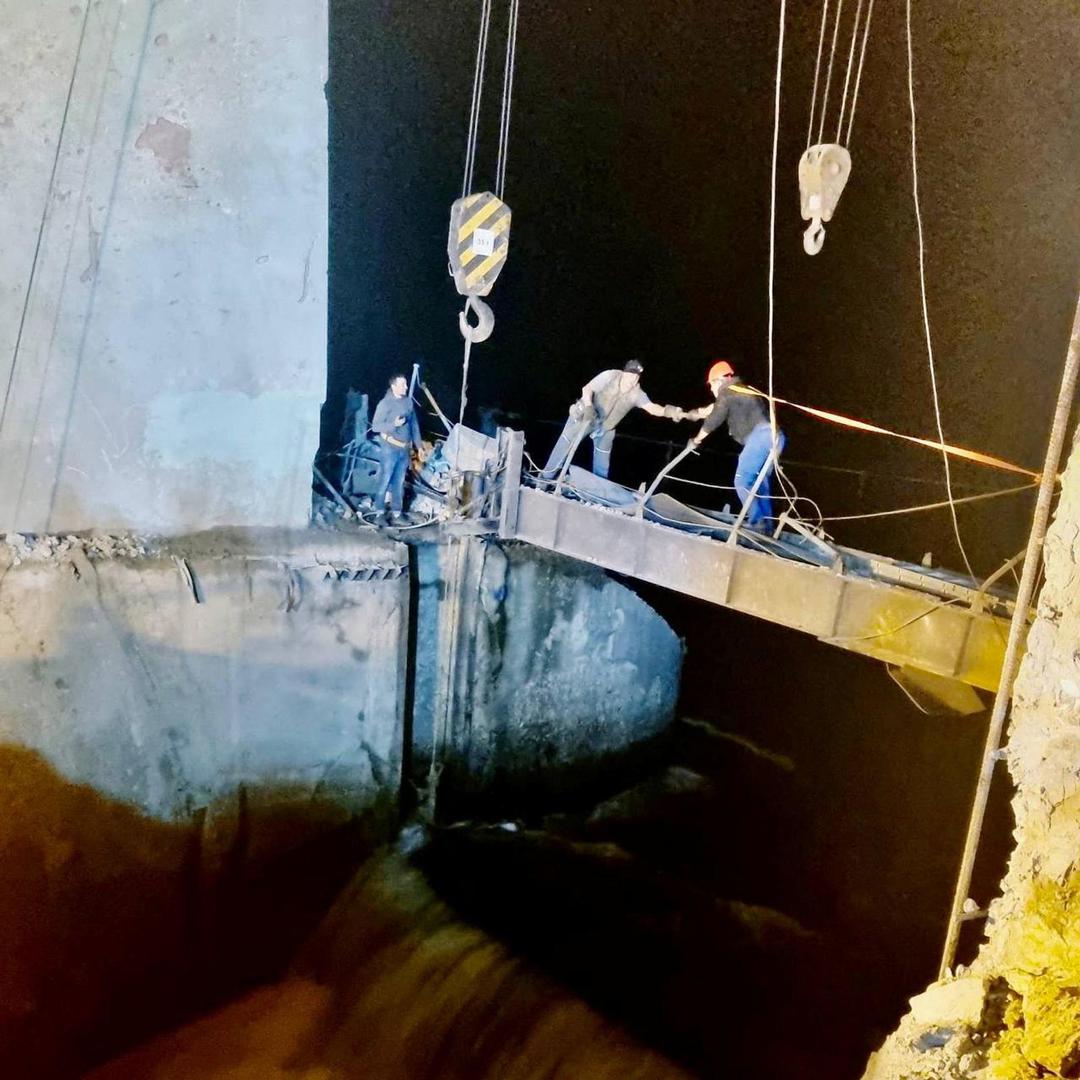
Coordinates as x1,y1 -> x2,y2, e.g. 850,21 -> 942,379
473,228 -> 496,256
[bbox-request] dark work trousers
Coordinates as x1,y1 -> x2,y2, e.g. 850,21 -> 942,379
542,420 -> 616,479
734,422 -> 786,527
375,438 -> 410,512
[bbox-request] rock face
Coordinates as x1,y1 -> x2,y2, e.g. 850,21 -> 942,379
863,417 -> 1080,1078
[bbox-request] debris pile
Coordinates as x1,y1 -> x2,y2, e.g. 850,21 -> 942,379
2,533 -> 152,565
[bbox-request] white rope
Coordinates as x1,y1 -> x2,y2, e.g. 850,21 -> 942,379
806,0 -> 830,150
835,0 -> 864,143
767,0 -> 785,483
459,334 -> 473,425
817,0 -> 844,146
495,0 -> 520,198
845,0 -> 875,145
906,0 -> 977,582
821,481 -> 1038,522
462,0 -> 493,197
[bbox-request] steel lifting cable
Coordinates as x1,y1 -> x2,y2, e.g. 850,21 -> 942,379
462,0 -> 494,199
806,0 -> 871,151
835,0 -> 864,142
461,0 -> 518,210
816,0 -> 844,146
456,0 -> 521,425
845,0 -> 874,144
495,0 -> 520,200
806,0 -> 830,150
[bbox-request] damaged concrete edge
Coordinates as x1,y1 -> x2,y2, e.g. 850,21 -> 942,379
1,526 -> 410,576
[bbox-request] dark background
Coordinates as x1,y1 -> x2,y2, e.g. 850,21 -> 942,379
327,0 -> 1078,573
326,1 -> 1079,1074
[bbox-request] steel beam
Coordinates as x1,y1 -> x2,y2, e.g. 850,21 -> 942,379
507,487 -> 1014,693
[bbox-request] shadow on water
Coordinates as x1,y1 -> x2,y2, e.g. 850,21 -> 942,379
86,716 -> 867,1078
0,744 -> 377,1079
90,852 -> 687,1080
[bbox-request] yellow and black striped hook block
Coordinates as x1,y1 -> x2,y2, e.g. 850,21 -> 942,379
447,191 -> 512,297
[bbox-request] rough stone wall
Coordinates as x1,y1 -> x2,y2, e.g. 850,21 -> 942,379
0,0 -> 327,532
983,429 -> 1080,948
864,427 -> 1080,1078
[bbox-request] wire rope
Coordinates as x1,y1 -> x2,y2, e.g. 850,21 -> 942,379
462,0 -> 493,197
821,481 -> 1039,522
816,0 -> 844,146
767,0 -> 785,454
906,0 -> 977,582
806,0 -> 830,150
835,0 -> 864,142
845,0 -> 874,144
0,1 -> 93,443
495,0 -> 520,198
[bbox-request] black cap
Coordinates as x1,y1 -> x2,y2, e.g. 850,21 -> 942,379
623,359 -> 644,375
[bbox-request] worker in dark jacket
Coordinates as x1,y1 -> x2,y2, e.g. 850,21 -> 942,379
371,374 -> 421,521
687,360 -> 785,529
541,359 -> 685,480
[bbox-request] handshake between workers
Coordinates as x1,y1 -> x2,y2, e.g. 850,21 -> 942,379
540,358 -> 785,531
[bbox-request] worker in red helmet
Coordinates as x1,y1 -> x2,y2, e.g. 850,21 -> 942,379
541,359 -> 686,481
685,360 -> 786,529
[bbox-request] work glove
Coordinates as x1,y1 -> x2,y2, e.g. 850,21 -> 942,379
686,437 -> 701,453
663,404 -> 685,421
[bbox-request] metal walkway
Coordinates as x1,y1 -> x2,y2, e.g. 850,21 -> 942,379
491,430 -> 1019,695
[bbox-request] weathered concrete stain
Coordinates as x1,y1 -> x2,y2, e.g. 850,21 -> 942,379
135,117 -> 191,176
0,1 -> 328,533
79,207 -> 100,283
143,391 -> 312,471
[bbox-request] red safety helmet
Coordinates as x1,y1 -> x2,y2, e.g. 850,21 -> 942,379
707,360 -> 735,384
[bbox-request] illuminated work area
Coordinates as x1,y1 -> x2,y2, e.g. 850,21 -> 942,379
0,1 -> 1077,1077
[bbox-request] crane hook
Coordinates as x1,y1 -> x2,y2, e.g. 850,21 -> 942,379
458,295 -> 494,344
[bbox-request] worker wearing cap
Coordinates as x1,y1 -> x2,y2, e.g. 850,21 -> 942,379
687,360 -> 786,529
541,359 -> 686,481
371,373 -> 422,521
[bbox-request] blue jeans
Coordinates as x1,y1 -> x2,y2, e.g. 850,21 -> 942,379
375,439 -> 410,512
542,420 -> 616,479
734,423 -> 785,526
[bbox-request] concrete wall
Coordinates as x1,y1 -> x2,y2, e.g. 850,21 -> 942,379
0,530 -> 408,818
414,538 -> 684,809
0,0 -> 327,533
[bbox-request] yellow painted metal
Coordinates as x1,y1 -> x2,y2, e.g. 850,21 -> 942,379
448,191 -> 512,298
464,248 -> 508,289
505,485 -> 1016,694
457,197 -> 502,242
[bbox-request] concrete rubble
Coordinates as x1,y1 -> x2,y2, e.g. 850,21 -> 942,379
3,532 -> 152,564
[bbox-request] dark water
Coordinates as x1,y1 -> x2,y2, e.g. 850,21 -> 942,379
90,853 -> 690,1080
83,633 -> 1015,1080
